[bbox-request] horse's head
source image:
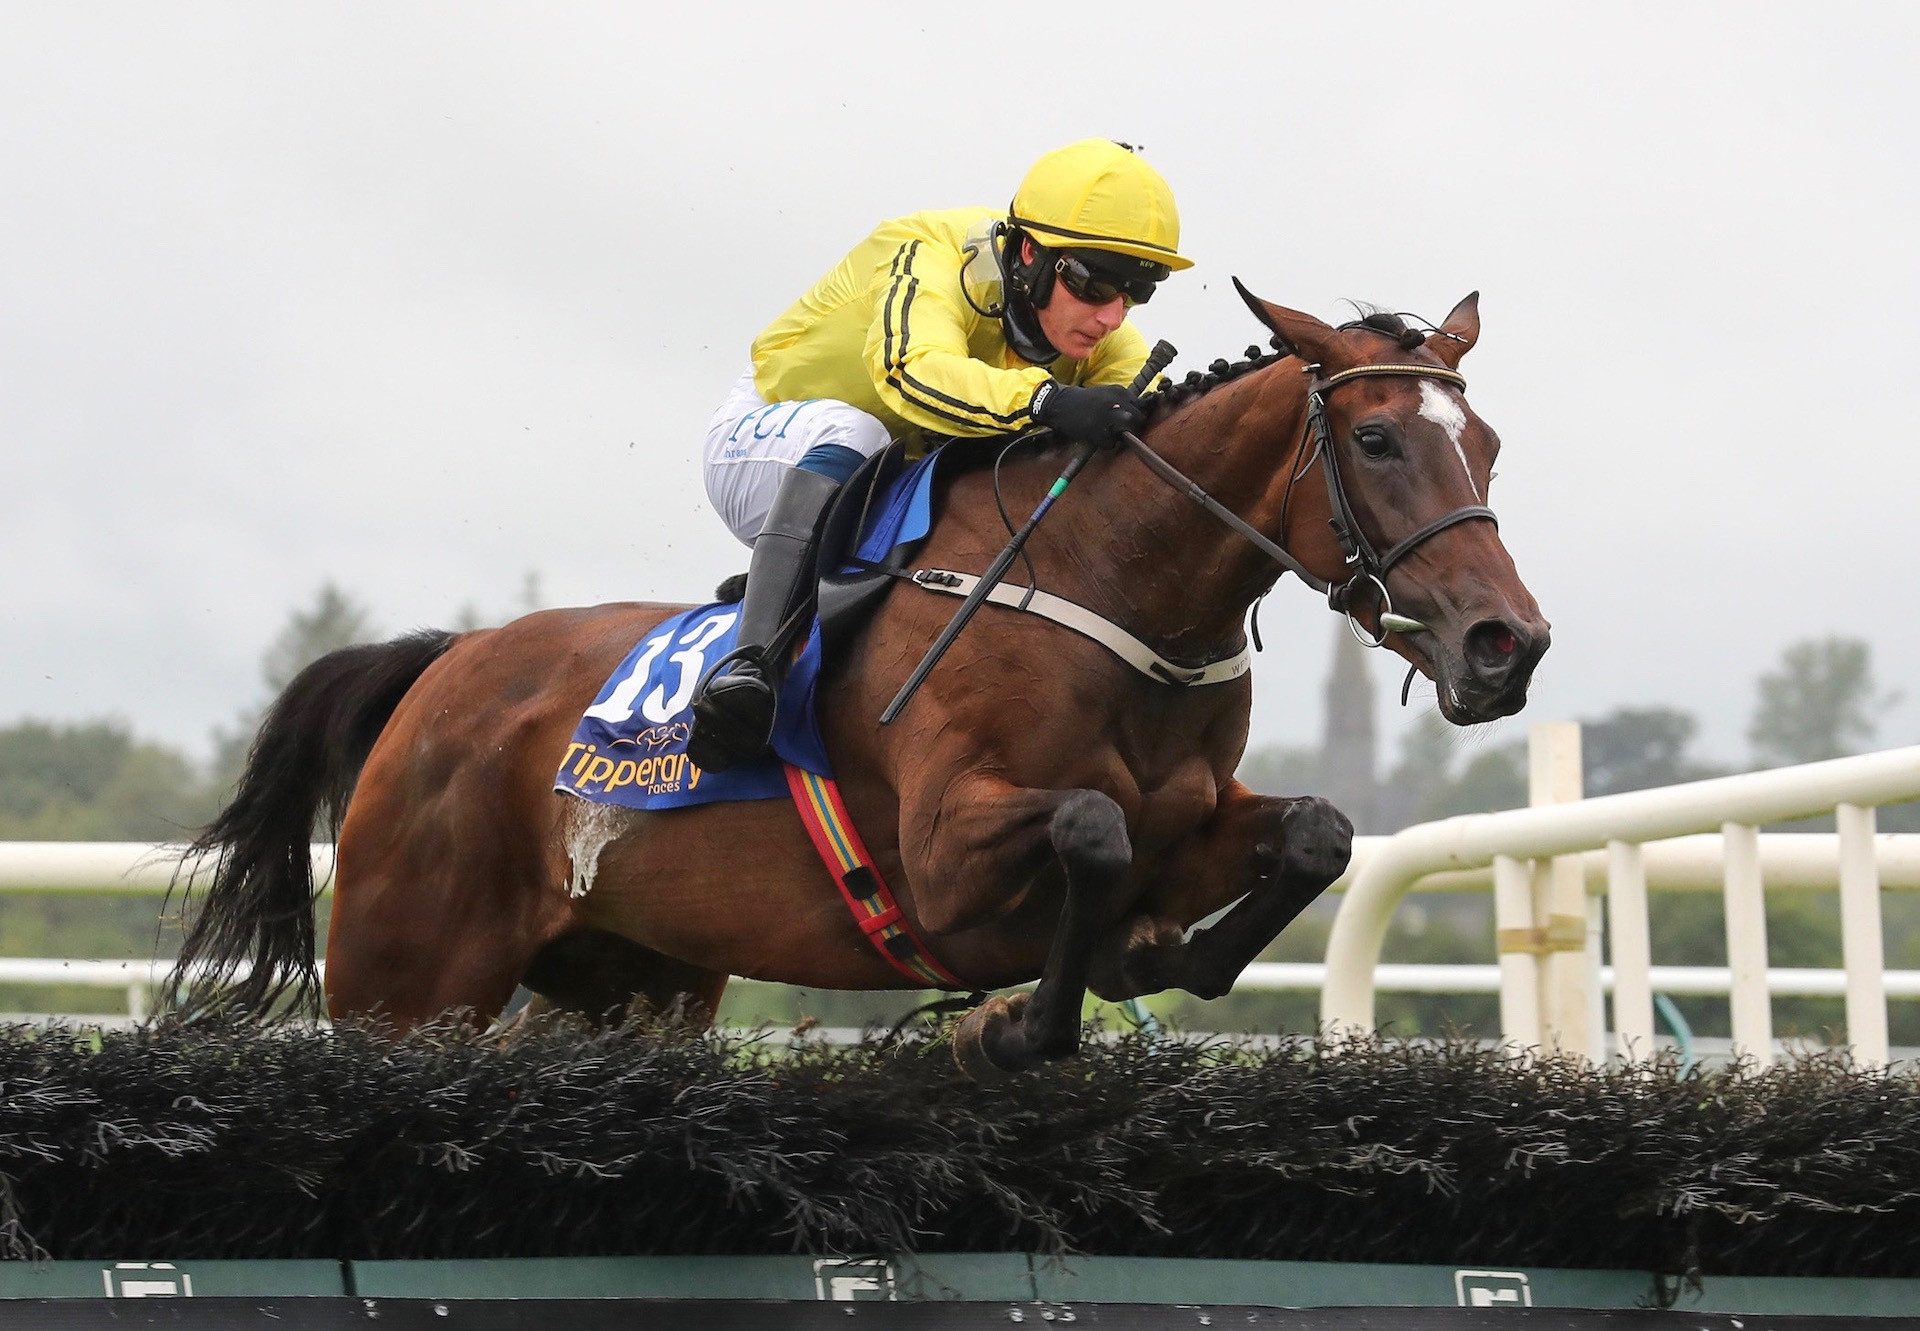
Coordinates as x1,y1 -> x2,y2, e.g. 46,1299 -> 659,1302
1238,285 -> 1550,725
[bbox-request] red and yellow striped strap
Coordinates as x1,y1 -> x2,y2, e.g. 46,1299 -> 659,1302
783,763 -> 964,990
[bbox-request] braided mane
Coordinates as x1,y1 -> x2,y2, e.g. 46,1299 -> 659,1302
1142,303 -> 1431,421
1141,336 -> 1291,420
931,303 -> 1436,452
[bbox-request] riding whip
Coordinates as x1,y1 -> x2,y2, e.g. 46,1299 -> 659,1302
879,339 -> 1178,725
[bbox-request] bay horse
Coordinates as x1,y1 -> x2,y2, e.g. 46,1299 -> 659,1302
172,288 -> 1548,1076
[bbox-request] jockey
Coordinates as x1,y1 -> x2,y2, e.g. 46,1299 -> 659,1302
688,139 -> 1193,772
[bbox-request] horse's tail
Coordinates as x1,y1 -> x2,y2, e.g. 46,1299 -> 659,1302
168,629 -> 459,1018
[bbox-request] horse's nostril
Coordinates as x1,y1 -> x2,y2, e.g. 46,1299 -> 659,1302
1466,620 -> 1523,672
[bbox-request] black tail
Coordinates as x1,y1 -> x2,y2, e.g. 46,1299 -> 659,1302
167,629 -> 458,1018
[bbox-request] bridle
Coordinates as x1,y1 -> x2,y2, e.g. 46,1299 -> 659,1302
1111,357 -> 1499,652
890,347 -> 1503,720
1302,361 -> 1500,646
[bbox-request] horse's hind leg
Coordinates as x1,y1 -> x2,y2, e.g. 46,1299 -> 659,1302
326,794 -> 567,1030
324,858 -> 547,1029
1089,784 -> 1352,1003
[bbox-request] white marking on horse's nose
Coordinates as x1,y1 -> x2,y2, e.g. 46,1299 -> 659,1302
1417,380 -> 1479,501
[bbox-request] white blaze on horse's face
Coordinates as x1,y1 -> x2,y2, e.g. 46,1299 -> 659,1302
1417,380 -> 1479,502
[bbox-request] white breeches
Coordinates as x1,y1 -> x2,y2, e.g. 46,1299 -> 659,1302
701,366 -> 894,545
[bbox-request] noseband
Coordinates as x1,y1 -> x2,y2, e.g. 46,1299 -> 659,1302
1303,362 -> 1500,646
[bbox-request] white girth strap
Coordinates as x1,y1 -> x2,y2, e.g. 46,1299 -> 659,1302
908,569 -> 1252,687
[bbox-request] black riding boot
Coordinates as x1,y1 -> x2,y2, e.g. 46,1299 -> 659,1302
686,465 -> 844,772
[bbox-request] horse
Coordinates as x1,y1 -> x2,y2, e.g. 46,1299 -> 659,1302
172,287 -> 1548,1077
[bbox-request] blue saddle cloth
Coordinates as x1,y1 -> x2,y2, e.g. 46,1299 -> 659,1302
554,454 -> 941,811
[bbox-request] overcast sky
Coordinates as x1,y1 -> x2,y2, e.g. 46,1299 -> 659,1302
5,3 -> 1917,775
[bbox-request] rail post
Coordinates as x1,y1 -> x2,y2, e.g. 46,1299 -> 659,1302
1722,820 -> 1772,1064
1521,723 -> 1598,1060
1605,838 -> 1655,1060
1836,802 -> 1889,1066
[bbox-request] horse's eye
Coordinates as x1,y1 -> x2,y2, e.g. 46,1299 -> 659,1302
1354,425 -> 1394,459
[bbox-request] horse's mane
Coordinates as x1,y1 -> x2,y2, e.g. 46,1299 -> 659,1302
1143,337 -> 1289,421
778,305 -> 1420,599
936,302 -> 1424,460
1143,302 -> 1431,422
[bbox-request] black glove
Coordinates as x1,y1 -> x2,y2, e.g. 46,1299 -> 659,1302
1029,381 -> 1145,449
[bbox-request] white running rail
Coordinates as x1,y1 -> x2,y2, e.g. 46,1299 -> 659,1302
1321,735 -> 1920,1067
4,737 -> 1920,1066
0,842 -> 335,892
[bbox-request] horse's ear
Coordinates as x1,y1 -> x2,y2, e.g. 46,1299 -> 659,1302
1427,291 -> 1481,368
1232,277 -> 1337,365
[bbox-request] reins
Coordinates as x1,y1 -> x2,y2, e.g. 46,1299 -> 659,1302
1117,358 -> 1497,649
883,338 -> 1502,721
882,341 -> 1179,723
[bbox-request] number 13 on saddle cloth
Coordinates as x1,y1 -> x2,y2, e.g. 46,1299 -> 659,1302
554,452 -> 942,812
554,451 -> 966,989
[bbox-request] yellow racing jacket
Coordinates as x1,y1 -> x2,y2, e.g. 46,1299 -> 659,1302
751,207 -> 1149,449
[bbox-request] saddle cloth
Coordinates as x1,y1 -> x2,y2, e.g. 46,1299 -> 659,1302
554,452 -> 941,811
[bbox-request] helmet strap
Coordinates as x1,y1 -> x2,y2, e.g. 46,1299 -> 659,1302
999,225 -> 1060,365
1001,292 -> 1059,366
1004,226 -> 1058,309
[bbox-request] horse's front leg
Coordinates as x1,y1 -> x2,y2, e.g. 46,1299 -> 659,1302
1090,782 -> 1352,1003
906,777 -> 1133,1078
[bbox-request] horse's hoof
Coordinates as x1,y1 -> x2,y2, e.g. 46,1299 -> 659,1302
951,992 -> 1030,1081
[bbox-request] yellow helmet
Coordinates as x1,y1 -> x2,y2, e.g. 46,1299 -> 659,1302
1008,139 -> 1193,271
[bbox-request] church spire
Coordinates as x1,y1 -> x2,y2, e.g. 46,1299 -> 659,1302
1319,625 -> 1378,832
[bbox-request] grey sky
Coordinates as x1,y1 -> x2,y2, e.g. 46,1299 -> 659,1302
5,4 -> 1917,772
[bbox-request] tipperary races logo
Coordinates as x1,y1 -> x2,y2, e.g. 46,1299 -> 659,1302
563,723 -> 702,798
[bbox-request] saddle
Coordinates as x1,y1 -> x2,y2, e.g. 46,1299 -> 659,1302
713,443 -> 921,661
816,444 -> 918,655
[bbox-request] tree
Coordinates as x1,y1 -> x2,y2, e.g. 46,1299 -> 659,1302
1747,636 -> 1897,767
1581,705 -> 1724,796
1236,743 -> 1321,796
0,720 -> 212,841
1374,714 -> 1526,827
0,721 -> 130,823
1376,713 -> 1454,829
1422,743 -> 1527,821
211,584 -> 379,791
451,570 -> 547,633
262,584 -> 379,694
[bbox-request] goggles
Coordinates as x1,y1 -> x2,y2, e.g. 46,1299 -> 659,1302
1052,251 -> 1166,307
